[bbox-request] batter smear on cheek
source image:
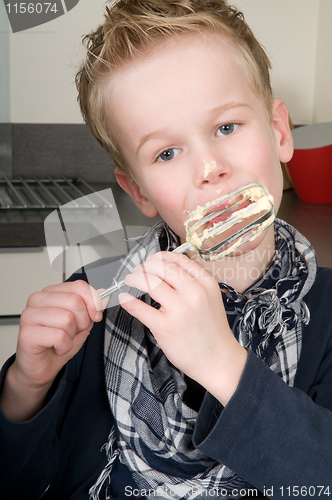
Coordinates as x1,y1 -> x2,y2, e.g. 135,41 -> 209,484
203,160 -> 217,178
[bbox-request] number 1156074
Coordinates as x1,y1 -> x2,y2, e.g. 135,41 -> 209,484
6,3 -> 58,14
279,486 -> 330,497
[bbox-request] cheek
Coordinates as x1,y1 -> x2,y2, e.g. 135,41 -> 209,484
141,179 -> 182,218
251,132 -> 283,179
143,169 -> 187,207
244,140 -> 283,213
148,188 -> 188,236
271,167 -> 284,212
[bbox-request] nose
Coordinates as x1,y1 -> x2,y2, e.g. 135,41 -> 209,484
203,160 -> 218,180
198,158 -> 229,184
190,137 -> 231,187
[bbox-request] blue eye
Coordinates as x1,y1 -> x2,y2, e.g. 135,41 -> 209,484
157,148 -> 181,162
217,123 -> 238,136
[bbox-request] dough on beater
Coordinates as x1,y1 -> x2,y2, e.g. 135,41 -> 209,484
184,184 -> 275,256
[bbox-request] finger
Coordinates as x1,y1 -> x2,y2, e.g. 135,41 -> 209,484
133,253 -> 166,287
18,323 -> 91,357
119,292 -> 161,331
132,260 -> 185,295
96,289 -> 110,308
135,254 -> 209,294
51,328 -> 91,357
124,270 -> 176,307
26,293 -> 94,334
44,280 -> 104,313
21,305 -> 93,339
147,251 -> 215,285
39,280 -> 105,320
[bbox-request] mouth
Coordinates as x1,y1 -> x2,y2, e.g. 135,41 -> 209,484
205,197 -> 251,226
185,191 -> 242,220
183,183 -> 275,259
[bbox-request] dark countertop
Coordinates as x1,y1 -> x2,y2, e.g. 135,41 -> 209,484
1,186 -> 331,269
277,189 -> 332,268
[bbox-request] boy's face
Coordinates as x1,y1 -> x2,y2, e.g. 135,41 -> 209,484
107,34 -> 293,249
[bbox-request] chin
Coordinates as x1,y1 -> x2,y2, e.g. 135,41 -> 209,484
226,224 -> 275,260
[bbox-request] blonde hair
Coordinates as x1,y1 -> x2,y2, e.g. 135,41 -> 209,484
76,0 -> 273,175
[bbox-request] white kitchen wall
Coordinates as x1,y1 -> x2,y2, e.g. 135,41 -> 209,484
313,0 -> 332,123
233,0 -> 320,125
9,0 -> 106,123
6,0 -> 332,125
0,1 -> 10,123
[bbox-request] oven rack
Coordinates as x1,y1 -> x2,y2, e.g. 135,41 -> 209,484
0,176 -> 111,210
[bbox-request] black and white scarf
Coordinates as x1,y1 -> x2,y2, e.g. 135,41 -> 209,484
90,219 -> 317,499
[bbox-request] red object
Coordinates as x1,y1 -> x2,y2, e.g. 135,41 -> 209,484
287,123 -> 332,204
287,144 -> 332,204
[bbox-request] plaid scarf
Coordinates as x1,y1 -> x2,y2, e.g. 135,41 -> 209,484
90,219 -> 316,500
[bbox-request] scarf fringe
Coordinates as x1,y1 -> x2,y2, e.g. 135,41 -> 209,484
89,428 -> 119,500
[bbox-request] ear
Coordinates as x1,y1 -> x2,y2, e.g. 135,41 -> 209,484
114,167 -> 159,218
271,98 -> 294,163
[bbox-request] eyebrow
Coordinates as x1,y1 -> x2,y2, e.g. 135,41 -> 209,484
212,102 -> 250,115
136,102 -> 250,154
136,128 -> 170,155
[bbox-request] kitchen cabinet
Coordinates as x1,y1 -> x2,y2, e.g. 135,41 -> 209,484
0,247 -> 62,366
0,247 -> 62,316
0,321 -> 19,369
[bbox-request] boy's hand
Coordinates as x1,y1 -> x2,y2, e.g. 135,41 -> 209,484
119,252 -> 247,406
16,281 -> 105,385
1,281 -> 107,421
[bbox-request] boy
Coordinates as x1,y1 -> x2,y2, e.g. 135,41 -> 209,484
1,1 -> 332,499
